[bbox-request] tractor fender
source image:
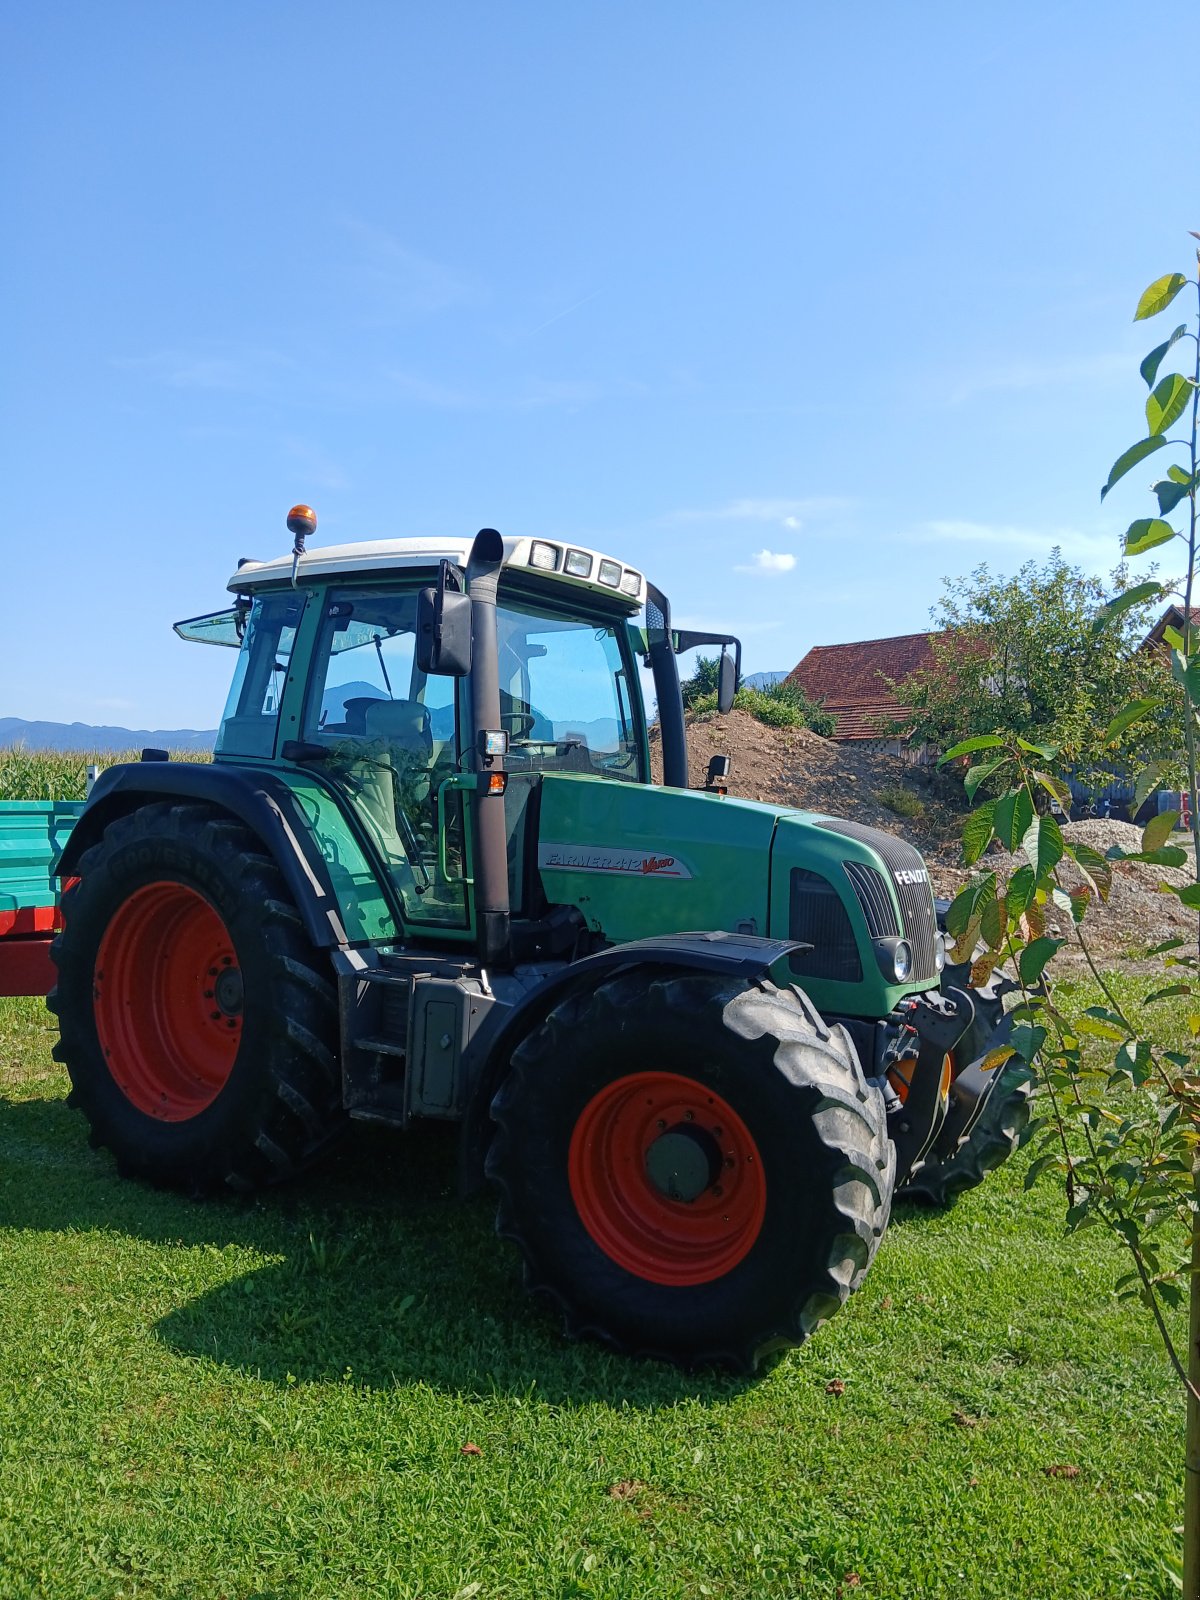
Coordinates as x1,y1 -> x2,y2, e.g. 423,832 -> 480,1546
54,762 -> 359,952
458,931 -> 802,1194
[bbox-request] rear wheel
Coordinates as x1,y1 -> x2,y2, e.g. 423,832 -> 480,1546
487,970 -> 894,1371
49,801 -> 344,1191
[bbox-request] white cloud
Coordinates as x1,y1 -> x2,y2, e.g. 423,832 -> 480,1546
339,217 -> 484,317
665,495 -> 852,527
947,351 -> 1131,406
912,519 -> 1126,572
735,549 -> 797,575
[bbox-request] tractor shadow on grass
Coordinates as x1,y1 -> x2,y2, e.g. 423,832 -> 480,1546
2,1095 -> 757,1409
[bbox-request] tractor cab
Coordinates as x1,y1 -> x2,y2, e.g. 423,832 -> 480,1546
175,520 -> 728,967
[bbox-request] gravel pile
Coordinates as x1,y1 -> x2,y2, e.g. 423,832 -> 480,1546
973,819 -> 1196,958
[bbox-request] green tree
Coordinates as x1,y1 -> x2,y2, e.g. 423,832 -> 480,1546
943,239 -> 1200,1596
680,654 -> 722,710
895,553 -> 1179,780
681,657 -> 836,735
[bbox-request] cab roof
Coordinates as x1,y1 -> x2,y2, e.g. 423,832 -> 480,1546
227,533 -> 646,613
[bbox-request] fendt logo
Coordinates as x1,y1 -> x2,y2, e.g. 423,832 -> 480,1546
893,867 -> 930,886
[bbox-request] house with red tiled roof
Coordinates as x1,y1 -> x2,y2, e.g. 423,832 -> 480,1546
1141,604 -> 1200,650
786,631 -> 943,755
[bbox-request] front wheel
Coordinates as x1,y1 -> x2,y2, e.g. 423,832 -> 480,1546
487,970 -> 894,1371
50,801 -> 344,1192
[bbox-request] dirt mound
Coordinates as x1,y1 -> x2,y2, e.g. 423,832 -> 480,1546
652,708 -> 969,865
654,710 -> 1194,960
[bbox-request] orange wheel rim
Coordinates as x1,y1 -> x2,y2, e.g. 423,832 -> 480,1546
94,882 -> 242,1120
567,1071 -> 767,1287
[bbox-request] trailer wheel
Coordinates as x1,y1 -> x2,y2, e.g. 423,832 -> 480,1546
487,970 -> 894,1371
49,801 -> 343,1192
898,964 -> 1032,1206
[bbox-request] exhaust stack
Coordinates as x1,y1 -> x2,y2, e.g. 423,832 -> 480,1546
466,528 -> 512,969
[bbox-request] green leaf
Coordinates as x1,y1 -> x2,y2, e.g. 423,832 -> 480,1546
1010,1022 -> 1047,1063
1134,759 -> 1169,810
994,787 -> 1034,852
1103,696 -> 1162,742
1169,463 -> 1192,484
1164,624 -> 1186,650
1023,1153 -> 1061,1190
980,893 -> 1007,949
1140,323 -> 1188,387
1144,983 -> 1193,1004
1175,882 -> 1200,909
1006,863 -> 1037,919
1146,372 -> 1196,436
1033,769 -> 1072,806
963,756 -> 1011,800
1148,936 -> 1186,955
962,800 -> 998,865
1123,518 -> 1177,555
1019,936 -> 1063,986
1153,475 -> 1193,516
1022,813 -> 1064,883
1142,810 -> 1180,852
1091,580 -> 1165,634
1015,738 -> 1059,759
1114,1039 -> 1153,1085
1074,1015 -> 1127,1042
945,872 -> 996,939
1068,842 -> 1113,900
1123,845 -> 1188,867
1101,435 -> 1168,500
1134,272 -> 1187,320
940,734 -> 1007,763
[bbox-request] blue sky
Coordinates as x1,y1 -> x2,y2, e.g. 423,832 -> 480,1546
4,2 -> 1197,731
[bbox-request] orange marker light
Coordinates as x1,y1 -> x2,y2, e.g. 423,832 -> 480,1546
287,504 -> 317,540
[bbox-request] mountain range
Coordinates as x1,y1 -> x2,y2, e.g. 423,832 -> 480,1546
0,717 -> 218,753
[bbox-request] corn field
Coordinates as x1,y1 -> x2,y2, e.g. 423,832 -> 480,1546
0,747 -> 210,802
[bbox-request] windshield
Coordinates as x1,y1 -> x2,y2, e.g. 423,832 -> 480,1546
495,600 -> 645,781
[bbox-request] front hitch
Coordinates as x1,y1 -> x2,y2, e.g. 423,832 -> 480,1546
927,984 -> 1016,1163
888,991 -> 972,1186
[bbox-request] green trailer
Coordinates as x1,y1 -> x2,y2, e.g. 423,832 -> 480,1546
0,801 -> 84,997
34,508 -> 1028,1369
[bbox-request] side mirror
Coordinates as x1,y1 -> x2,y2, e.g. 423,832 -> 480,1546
417,562 -> 472,676
717,651 -> 737,714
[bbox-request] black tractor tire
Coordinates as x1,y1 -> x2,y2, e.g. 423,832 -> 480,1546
49,800 -> 344,1192
898,960 -> 1033,1207
487,969 -> 894,1372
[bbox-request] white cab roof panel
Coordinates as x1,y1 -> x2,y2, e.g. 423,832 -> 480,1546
227,534 -> 645,610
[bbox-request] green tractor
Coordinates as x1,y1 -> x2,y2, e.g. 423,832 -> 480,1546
50,510 -> 1027,1370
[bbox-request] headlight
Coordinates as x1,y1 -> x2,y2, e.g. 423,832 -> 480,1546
893,940 -> 912,982
935,931 -> 948,973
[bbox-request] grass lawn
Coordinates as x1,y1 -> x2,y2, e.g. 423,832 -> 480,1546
0,991 -> 1182,1600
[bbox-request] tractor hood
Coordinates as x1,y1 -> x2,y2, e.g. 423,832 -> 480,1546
535,775 -> 940,1018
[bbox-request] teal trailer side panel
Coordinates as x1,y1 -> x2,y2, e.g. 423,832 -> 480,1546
536,776 -> 778,943
0,802 -> 85,913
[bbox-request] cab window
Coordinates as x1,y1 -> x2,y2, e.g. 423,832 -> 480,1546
495,600 -> 645,781
301,590 -> 465,928
216,591 -> 304,758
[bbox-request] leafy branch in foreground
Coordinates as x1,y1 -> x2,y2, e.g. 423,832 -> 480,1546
942,231 -> 1200,1597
